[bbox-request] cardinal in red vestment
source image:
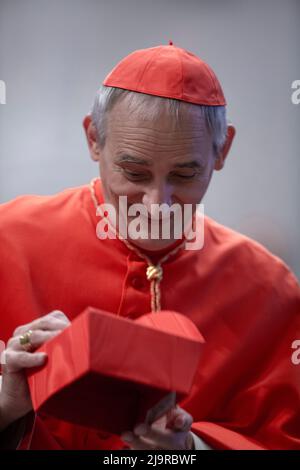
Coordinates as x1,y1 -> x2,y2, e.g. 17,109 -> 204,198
0,42 -> 299,450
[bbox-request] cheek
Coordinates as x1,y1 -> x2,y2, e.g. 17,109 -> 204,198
104,172 -> 145,202
105,178 -> 210,209
174,179 -> 211,205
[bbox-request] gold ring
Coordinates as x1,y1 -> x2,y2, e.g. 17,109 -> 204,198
19,329 -> 34,351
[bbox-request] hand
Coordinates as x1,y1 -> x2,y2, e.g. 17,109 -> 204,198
0,310 -> 70,431
121,405 -> 195,450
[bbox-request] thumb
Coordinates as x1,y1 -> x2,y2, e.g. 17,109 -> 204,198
166,406 -> 192,431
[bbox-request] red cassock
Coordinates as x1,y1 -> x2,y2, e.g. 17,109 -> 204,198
0,178 -> 299,450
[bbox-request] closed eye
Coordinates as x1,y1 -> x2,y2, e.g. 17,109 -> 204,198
169,171 -> 200,181
122,169 -> 150,181
172,173 -> 196,179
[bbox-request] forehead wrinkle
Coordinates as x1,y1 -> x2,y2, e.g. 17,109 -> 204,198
114,144 -> 207,166
114,133 -> 208,160
111,130 -> 206,152
115,152 -> 207,170
116,143 -> 203,161
110,123 -> 206,140
115,153 -> 152,166
109,114 -> 211,162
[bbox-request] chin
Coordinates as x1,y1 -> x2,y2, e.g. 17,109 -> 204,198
128,237 -> 180,252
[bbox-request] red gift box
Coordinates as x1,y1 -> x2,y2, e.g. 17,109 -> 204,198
27,308 -> 204,435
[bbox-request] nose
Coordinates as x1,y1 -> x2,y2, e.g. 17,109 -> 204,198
142,183 -> 174,215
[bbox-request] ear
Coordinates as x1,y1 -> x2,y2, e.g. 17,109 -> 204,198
83,115 -> 102,162
214,124 -> 236,171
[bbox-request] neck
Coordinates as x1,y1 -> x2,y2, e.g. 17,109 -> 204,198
131,238 -> 184,264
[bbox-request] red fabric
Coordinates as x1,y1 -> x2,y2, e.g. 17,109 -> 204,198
102,43 -> 226,106
0,179 -> 299,449
26,308 -> 204,434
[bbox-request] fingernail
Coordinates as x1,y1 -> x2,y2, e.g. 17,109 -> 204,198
37,353 -> 47,362
175,416 -> 185,428
121,432 -> 133,442
134,423 -> 148,436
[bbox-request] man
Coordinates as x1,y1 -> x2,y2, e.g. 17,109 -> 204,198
0,42 -> 299,450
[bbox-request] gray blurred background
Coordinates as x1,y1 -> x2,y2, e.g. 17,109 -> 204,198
0,0 -> 299,278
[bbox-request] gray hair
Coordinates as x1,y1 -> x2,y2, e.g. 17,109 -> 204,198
91,85 -> 228,157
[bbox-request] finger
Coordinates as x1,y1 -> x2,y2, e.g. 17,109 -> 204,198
166,407 -> 193,432
14,318 -> 67,337
23,310 -> 70,332
121,432 -> 163,451
8,329 -> 61,352
131,407 -> 193,450
13,310 -> 70,337
132,423 -> 180,449
50,310 -> 69,321
4,349 -> 47,372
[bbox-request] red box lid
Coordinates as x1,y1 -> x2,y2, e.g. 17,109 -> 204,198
27,308 -> 204,434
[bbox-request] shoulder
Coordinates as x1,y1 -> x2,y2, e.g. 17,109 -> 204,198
0,184 -> 89,253
204,214 -> 291,271
0,184 -> 89,232
203,215 -> 300,301
0,185 -> 86,222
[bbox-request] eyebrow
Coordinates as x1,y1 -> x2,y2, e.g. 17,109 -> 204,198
173,161 -> 205,170
115,154 -> 152,166
116,153 -> 205,170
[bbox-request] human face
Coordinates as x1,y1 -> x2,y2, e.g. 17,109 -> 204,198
95,98 -> 216,251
